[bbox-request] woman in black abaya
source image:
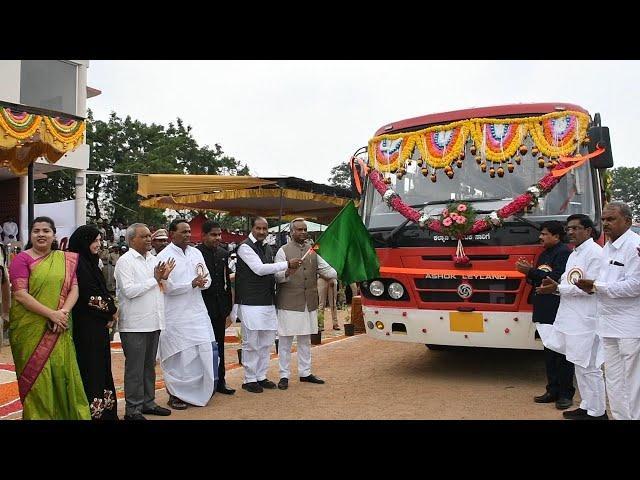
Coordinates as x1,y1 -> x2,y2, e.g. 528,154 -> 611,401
68,225 -> 119,420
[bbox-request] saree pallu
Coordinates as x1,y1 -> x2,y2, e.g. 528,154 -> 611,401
9,251 -> 91,420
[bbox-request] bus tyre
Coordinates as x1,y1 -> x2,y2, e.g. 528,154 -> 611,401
425,344 -> 452,351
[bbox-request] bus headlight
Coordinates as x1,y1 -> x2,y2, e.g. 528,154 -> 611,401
369,280 -> 384,297
388,282 -> 404,299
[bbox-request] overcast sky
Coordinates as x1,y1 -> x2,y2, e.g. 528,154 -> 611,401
87,60 -> 639,184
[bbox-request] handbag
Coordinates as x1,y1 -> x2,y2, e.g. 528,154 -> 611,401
88,293 -> 117,316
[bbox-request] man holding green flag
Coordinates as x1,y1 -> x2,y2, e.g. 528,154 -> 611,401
311,201 -> 380,285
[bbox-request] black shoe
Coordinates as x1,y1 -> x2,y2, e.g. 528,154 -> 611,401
216,384 -> 236,395
300,374 -> 325,384
555,398 -> 573,410
278,378 -> 289,390
584,412 -> 609,420
242,382 -> 263,393
534,392 -> 558,403
562,408 -> 588,419
167,395 -> 188,410
142,405 -> 172,416
124,413 -> 147,420
258,379 -> 277,389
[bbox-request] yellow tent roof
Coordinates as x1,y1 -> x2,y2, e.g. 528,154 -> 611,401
140,187 -> 349,223
137,174 -> 277,197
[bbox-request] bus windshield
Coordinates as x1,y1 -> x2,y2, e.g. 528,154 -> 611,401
362,147 -> 596,233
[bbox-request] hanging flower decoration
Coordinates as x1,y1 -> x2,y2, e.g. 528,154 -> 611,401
368,111 -> 589,173
368,161 -> 570,237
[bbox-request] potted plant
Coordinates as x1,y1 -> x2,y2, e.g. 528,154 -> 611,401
310,309 -> 323,345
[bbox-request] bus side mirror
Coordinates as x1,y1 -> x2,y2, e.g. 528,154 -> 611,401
587,122 -> 613,169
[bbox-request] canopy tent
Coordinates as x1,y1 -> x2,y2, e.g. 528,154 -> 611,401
137,174 -> 276,197
187,213 -> 247,244
139,175 -> 352,225
268,220 -> 327,232
0,101 -> 86,175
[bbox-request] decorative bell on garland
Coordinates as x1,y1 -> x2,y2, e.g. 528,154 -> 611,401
489,167 -> 496,178
480,162 -> 487,172
417,159 -> 423,167
456,159 -> 463,168
446,169 -> 454,179
475,156 -> 482,165
430,173 -> 437,183
497,166 -> 505,177
507,163 -> 514,173
396,168 -> 406,179
459,152 -> 465,161
514,156 -> 522,165
470,145 -> 477,156
531,146 -> 539,157
384,176 -> 392,184
421,167 -> 429,176
538,158 -> 546,168
519,144 -> 528,155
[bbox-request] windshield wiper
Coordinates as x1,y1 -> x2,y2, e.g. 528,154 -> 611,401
382,199 -> 452,246
512,215 -> 541,230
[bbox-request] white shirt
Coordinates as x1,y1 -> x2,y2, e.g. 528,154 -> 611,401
274,241 -> 337,336
157,243 -> 215,359
555,238 -> 602,334
236,233 -> 288,331
594,228 -> 640,338
114,248 -> 165,332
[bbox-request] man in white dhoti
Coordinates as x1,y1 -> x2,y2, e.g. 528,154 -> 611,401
536,214 -> 607,420
576,202 -> 640,420
235,217 -> 302,393
157,218 -> 217,409
274,218 -> 337,390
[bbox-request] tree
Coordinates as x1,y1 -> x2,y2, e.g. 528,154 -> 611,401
328,161 -> 351,189
610,166 -> 640,221
34,169 -> 75,204
85,110 -> 249,226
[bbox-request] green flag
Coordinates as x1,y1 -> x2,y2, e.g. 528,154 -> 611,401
313,201 -> 380,285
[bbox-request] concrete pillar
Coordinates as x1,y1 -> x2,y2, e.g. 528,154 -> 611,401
19,174 -> 28,242
75,170 -> 86,228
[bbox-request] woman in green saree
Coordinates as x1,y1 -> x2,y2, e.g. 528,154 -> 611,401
8,216 -> 90,420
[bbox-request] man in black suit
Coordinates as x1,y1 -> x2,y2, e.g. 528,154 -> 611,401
197,220 -> 235,395
516,220 -> 573,410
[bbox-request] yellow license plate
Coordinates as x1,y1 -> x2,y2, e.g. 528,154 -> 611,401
449,312 -> 484,333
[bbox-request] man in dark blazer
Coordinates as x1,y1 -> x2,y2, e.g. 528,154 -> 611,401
197,220 -> 235,395
516,220 -> 572,410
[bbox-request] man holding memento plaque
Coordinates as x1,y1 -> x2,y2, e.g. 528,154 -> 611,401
536,214 -> 606,420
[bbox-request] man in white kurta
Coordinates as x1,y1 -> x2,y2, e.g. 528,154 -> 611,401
275,219 -> 337,390
235,217 -> 301,393
535,215 -> 606,420
157,219 -> 216,409
576,202 -> 640,420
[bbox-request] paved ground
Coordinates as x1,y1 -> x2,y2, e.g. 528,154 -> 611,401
1,307 -> 590,420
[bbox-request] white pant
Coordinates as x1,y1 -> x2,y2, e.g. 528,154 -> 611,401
602,337 -> 640,420
242,324 -> 276,384
575,336 -> 606,417
278,335 -> 311,379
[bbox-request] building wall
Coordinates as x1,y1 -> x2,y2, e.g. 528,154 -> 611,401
0,60 -> 92,236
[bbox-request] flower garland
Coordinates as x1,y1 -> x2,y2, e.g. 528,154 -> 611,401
368,111 -> 590,171
368,162 -> 568,237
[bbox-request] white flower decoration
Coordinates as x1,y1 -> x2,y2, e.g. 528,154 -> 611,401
526,186 -> 541,198
489,211 -> 502,226
383,189 -> 397,206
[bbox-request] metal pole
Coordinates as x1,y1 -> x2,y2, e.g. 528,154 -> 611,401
277,187 -> 283,248
27,163 -> 34,228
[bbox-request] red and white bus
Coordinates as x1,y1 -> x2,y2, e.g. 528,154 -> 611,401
352,103 -> 613,350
